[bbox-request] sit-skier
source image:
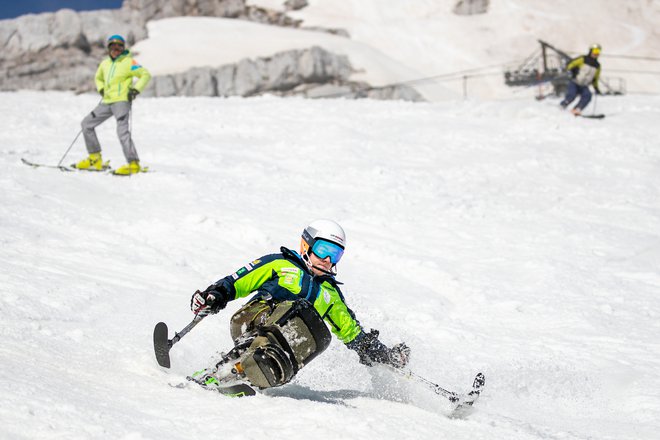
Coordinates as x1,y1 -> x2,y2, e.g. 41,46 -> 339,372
188,219 -> 411,394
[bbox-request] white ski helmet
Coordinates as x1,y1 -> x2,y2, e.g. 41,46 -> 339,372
300,219 -> 346,267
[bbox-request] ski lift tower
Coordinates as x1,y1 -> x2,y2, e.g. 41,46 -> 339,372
504,39 -> 625,97
504,40 -> 572,98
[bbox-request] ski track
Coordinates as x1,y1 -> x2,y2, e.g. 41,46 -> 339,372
1,90 -> 660,439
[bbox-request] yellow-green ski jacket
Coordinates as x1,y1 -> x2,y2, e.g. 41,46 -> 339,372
95,50 -> 151,103
214,247 -> 363,344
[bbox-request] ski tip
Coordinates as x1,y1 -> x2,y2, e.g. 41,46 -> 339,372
474,372 -> 485,389
21,158 -> 75,172
217,384 -> 257,398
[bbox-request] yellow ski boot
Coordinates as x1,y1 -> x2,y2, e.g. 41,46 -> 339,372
113,160 -> 143,176
72,153 -> 105,171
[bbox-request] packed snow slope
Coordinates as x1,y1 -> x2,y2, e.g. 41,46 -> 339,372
1,90 -> 660,439
133,0 -> 660,100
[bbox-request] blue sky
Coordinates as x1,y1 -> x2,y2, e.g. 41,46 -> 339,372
0,0 -> 123,20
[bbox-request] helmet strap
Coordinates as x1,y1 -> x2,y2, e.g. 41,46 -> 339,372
302,251 -> 313,269
301,250 -> 337,276
312,264 -> 337,276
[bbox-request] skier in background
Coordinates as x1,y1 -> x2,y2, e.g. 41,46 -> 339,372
73,34 -> 151,175
560,44 -> 602,116
188,219 -> 411,393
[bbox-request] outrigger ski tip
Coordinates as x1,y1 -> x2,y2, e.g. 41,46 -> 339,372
153,317 -> 205,369
451,372 -> 485,413
153,321 -> 171,368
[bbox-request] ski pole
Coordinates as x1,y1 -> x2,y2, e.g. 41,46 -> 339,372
171,315 -> 205,346
153,314 -> 206,368
56,97 -> 104,167
391,368 -> 485,406
56,128 -> 83,168
392,368 -> 460,401
592,91 -> 598,116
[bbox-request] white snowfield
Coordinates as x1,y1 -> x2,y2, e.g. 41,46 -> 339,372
133,0 -> 660,100
1,90 -> 659,439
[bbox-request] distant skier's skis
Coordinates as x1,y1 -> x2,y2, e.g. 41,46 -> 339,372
21,157 -> 111,172
21,158 -> 74,171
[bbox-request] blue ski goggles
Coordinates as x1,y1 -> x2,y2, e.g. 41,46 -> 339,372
312,239 -> 344,264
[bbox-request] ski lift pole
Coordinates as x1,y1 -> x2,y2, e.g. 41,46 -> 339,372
463,75 -> 468,100
592,91 -> 598,116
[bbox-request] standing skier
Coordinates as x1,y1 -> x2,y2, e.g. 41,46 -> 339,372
188,219 -> 411,394
560,44 -> 602,116
73,34 -> 151,175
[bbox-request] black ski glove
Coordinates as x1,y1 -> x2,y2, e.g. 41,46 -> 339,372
348,329 -> 411,369
190,284 -> 229,317
98,88 -> 104,97
388,342 -> 411,369
594,87 -> 602,95
128,88 -> 139,101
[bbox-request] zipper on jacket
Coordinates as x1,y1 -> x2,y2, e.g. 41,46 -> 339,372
305,279 -> 316,302
107,59 -> 117,90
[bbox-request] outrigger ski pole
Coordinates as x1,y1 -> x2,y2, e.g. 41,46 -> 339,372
153,315 -> 207,368
391,367 -> 485,407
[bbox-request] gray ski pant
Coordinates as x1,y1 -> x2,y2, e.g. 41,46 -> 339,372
81,101 -> 139,162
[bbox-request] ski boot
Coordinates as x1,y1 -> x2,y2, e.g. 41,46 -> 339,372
188,346 -> 257,397
188,365 -> 256,397
72,153 -> 108,171
113,160 -> 144,176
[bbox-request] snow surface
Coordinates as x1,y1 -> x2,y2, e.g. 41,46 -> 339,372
131,0 -> 660,100
2,90 -> 660,439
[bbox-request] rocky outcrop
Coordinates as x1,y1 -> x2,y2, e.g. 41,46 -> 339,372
453,0 -> 490,15
0,0 -> 348,93
120,0 -> 304,28
142,46 -> 424,102
0,0 -> 423,101
0,8 -> 140,91
292,82 -> 424,101
284,0 -> 309,11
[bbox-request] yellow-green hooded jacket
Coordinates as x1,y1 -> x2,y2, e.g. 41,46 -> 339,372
95,50 -> 151,103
